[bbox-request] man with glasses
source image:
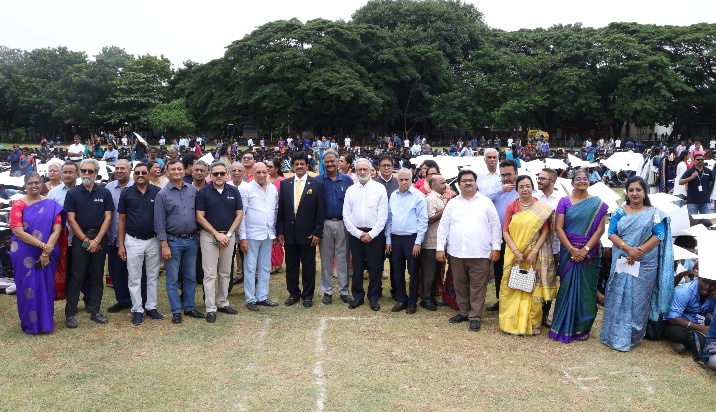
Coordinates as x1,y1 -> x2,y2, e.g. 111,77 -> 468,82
105,159 -> 134,314
374,154 -> 399,294
535,168 -> 560,326
117,163 -> 163,325
679,154 -> 714,221
241,151 -> 256,182
196,162 -> 244,322
64,159 -> 114,328
477,148 -> 500,195
485,159 -> 519,311
437,170 -> 501,331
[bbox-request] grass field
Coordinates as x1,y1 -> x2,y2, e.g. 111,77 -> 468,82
0,266 -> 714,412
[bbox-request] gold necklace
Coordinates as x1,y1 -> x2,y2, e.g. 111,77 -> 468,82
518,198 -> 532,208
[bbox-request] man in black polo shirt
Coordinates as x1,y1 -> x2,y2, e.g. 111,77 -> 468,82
679,153 -> 714,221
196,162 -> 244,323
117,163 -> 163,325
64,159 -> 114,328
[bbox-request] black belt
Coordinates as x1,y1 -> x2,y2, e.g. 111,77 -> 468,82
128,233 -> 156,240
327,217 -> 343,221
357,227 -> 372,232
169,232 -> 196,239
83,229 -> 100,234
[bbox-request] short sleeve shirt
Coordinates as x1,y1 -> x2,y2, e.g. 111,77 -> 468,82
118,184 -> 161,237
681,167 -> 713,204
196,183 -> 243,232
64,184 -> 114,230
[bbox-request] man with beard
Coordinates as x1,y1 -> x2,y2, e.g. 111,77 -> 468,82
105,159 -> 134,314
535,168 -> 560,327
344,158 -> 388,311
196,162 -> 244,322
64,159 -> 114,328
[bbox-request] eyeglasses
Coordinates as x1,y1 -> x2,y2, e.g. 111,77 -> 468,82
536,177 -> 551,181
574,177 -> 589,182
517,185 -> 532,190
460,179 -> 475,183
134,171 -> 148,175
380,164 -> 392,168
26,181 -> 42,186
242,157 -> 254,160
212,172 -> 226,177
80,168 -> 96,174
499,173 -> 514,178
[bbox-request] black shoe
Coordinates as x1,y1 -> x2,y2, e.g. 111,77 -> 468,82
218,306 -> 238,315
432,299 -> 446,307
303,300 -> 313,308
285,296 -> 300,306
322,293 -> 332,304
391,302 -> 407,312
107,303 -> 131,313
132,312 -> 143,326
406,306 -> 417,315
340,295 -> 351,303
172,313 -> 182,324
145,309 -> 164,320
257,299 -> 278,307
90,313 -> 109,324
485,302 -> 499,311
231,275 -> 244,285
246,302 -> 260,312
65,316 -> 78,329
184,309 -> 205,318
206,312 -> 216,323
470,320 -> 481,331
420,300 -> 438,311
370,301 -> 380,311
348,300 -> 364,309
449,314 -> 469,324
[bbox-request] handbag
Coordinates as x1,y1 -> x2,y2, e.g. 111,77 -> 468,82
508,264 -> 536,293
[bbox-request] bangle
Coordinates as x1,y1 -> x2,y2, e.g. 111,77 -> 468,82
91,239 -> 99,244
83,237 -> 89,242
687,321 -> 691,330
41,253 -> 49,257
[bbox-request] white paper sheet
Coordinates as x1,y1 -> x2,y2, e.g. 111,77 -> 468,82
616,257 -> 640,277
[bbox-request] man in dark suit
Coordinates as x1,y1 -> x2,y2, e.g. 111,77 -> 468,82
277,151 -> 325,308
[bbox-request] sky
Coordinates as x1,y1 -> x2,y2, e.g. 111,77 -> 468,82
2,0 -> 714,67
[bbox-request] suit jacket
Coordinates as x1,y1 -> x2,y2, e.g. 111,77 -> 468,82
276,175 -> 324,245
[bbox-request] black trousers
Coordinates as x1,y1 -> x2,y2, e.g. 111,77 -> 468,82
391,234 -> 420,306
421,249 -> 441,300
65,234 -> 108,317
64,243 -> 92,306
350,231 -> 385,303
284,243 -> 316,300
492,242 -> 507,300
664,323 -> 707,354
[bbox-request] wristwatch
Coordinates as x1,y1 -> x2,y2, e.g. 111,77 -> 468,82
584,246 -> 590,252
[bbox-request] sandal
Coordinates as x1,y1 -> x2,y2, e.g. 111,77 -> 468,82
532,328 -> 541,335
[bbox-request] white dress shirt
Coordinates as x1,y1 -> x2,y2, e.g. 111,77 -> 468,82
535,189 -> 560,252
436,192 -> 501,259
68,143 -> 85,160
238,180 -> 278,241
342,179 -> 388,240
476,169 -> 501,196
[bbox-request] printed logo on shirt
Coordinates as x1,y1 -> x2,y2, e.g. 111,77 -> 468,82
94,198 -> 103,202
227,196 -> 234,200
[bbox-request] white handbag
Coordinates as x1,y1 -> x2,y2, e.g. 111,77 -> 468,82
508,262 -> 536,294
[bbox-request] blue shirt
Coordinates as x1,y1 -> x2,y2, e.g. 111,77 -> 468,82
315,172 -> 353,219
665,280 -> 716,323
118,184 -> 160,238
385,186 -> 428,245
154,181 -> 198,240
196,183 -> 243,232
487,186 -> 518,229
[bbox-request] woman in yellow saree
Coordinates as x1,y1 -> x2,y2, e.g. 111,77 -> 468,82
499,175 -> 556,335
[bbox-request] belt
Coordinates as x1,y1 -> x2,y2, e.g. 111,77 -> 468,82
357,227 -> 372,232
327,217 -> 343,221
168,232 -> 196,239
83,229 -> 100,234
128,233 -> 156,240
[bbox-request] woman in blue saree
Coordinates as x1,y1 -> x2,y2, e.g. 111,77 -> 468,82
550,170 -> 609,343
600,176 -> 673,351
9,172 -> 66,334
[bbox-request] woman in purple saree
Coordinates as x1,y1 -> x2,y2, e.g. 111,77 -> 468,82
9,172 -> 66,334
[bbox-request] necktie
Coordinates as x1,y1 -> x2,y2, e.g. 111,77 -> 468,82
295,178 -> 303,213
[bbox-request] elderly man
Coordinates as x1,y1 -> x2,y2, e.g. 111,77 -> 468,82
344,158 -> 388,311
239,162 -> 279,311
64,159 -> 114,328
421,174 -> 447,311
476,148 -> 500,195
385,168 -> 428,314
117,163 -> 163,325
155,159 -> 203,324
227,162 -> 246,287
105,159 -> 134,313
316,149 -> 354,304
196,162 -> 244,322
437,169 -> 501,331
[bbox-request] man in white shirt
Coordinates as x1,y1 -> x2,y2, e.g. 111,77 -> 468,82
343,158 -> 388,311
615,138 -> 622,150
67,135 -> 85,165
437,169 -> 501,332
247,138 -> 254,149
507,137 -> 513,148
238,162 -> 279,311
535,167 -> 560,327
710,138 -> 716,150
344,136 -> 351,149
476,148 -> 500,196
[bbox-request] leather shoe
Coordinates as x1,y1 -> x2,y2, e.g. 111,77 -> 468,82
432,299 -> 446,307
171,313 -> 182,323
340,295 -> 351,303
184,309 -> 205,318
485,302 -> 499,311
303,300 -> 313,308
131,312 -> 143,325
542,316 -> 552,328
65,316 -> 78,329
406,306 -> 417,315
107,303 -> 131,313
246,302 -> 260,312
322,293 -> 332,304
145,309 -> 164,320
470,320 -> 481,331
258,299 -> 278,307
420,300 -> 437,311
449,314 -> 469,324
206,312 -> 216,323
391,302 -> 407,312
284,296 -> 300,306
218,306 -> 238,315
370,301 -> 380,311
90,313 -> 108,324
348,300 -> 364,309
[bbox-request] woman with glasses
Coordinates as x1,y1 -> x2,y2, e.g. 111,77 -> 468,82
9,172 -> 67,334
600,176 -> 674,351
499,175 -> 555,336
267,158 -> 285,274
549,169 -> 608,343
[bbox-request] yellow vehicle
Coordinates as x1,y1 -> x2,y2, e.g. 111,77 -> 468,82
527,129 -> 549,142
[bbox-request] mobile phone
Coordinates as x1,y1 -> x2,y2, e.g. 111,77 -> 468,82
34,255 -> 52,269
82,240 -> 90,249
